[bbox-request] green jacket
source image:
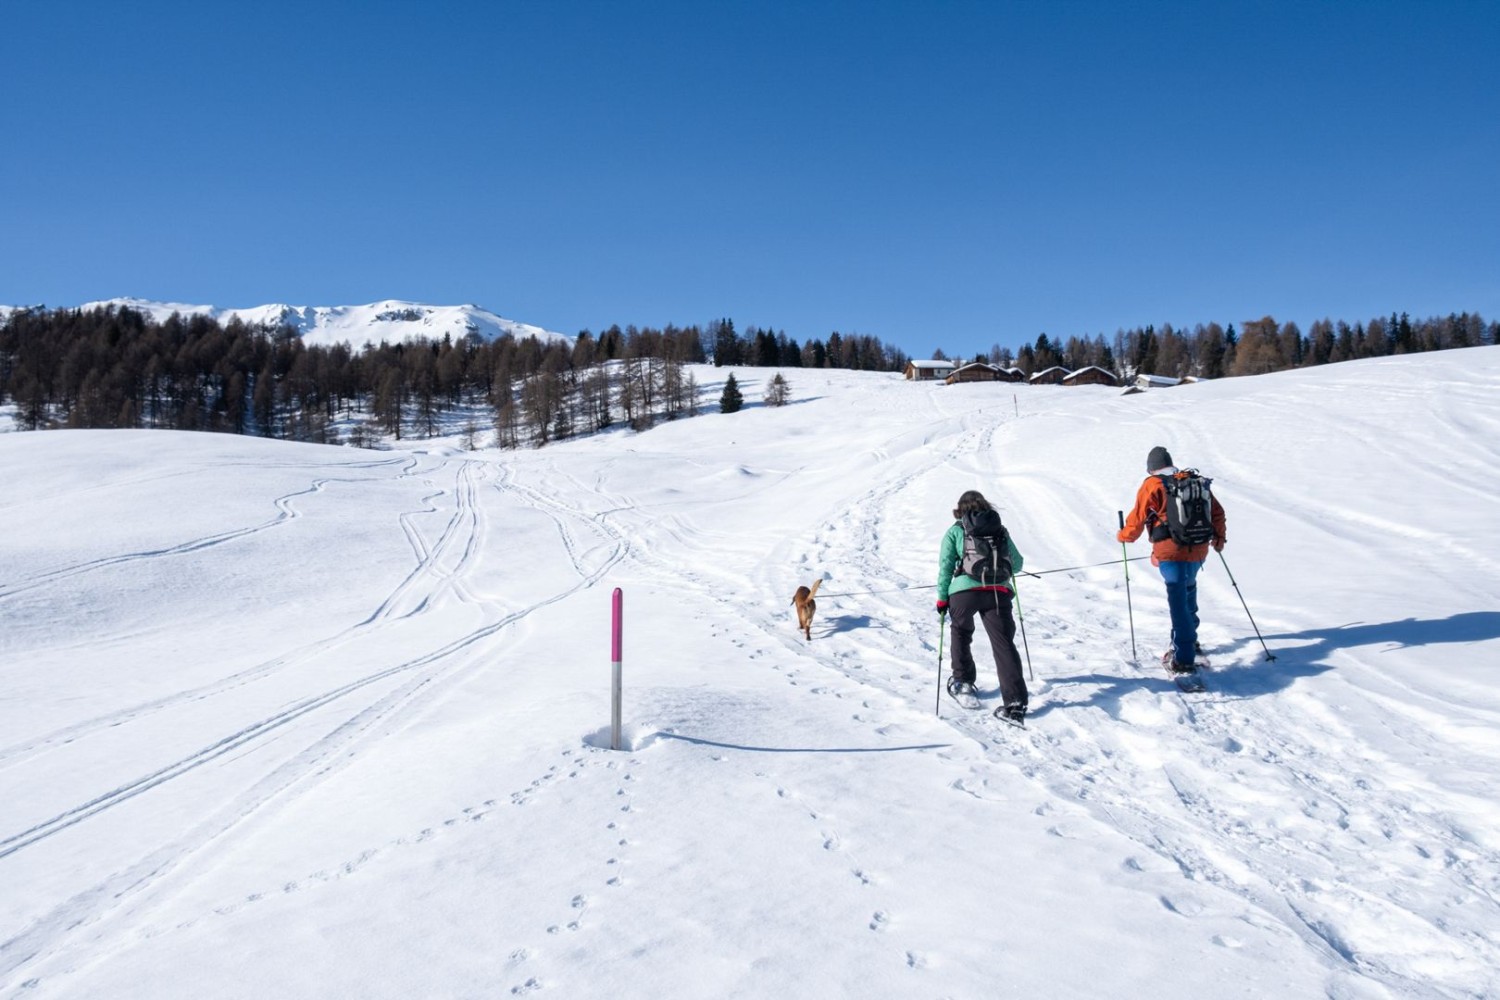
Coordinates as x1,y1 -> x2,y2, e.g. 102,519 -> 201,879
938,521 -> 1024,601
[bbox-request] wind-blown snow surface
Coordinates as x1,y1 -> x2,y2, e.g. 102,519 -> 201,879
3,350 -> 1499,999
63,298 -> 570,349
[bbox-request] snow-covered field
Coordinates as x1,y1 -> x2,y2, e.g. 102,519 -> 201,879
3,350 -> 1498,999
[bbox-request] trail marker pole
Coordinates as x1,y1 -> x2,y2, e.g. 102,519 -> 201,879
611,588 -> 623,750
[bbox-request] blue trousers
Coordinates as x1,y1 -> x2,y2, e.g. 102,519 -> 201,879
1158,560 -> 1201,666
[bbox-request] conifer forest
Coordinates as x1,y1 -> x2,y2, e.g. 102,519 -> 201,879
1,305 -> 1492,448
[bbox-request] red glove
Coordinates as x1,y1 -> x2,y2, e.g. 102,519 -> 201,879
1212,538 -> 1225,552
936,600 -> 948,616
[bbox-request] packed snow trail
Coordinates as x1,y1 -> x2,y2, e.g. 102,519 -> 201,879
501,357 -> 1500,998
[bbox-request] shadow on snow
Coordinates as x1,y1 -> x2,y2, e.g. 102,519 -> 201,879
1036,612 -> 1500,712
1263,611 -> 1500,657
657,732 -> 949,754
818,613 -> 895,637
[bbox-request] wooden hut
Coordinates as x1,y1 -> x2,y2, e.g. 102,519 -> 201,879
1028,366 -> 1069,385
1063,366 -> 1119,387
905,359 -> 957,381
997,367 -> 1026,383
1133,373 -> 1181,389
945,362 -> 1002,385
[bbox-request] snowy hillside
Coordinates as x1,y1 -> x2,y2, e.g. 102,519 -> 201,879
2,349 -> 1498,999
43,298 -> 572,349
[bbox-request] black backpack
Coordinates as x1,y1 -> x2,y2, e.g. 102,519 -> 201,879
959,509 -> 1013,584
1151,470 -> 1216,546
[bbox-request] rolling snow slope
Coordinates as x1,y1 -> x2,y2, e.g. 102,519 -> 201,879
2,349 -> 1498,999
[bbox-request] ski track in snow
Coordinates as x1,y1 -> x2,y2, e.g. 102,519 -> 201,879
0,458 -> 412,602
0,450 -> 635,987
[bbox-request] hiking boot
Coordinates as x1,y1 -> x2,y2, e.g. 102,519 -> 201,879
1001,703 -> 1027,723
1161,651 -> 1196,674
947,677 -> 977,698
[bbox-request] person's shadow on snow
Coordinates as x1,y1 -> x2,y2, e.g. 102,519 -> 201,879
819,613 -> 890,637
1264,612 -> 1500,657
1048,611 -> 1500,711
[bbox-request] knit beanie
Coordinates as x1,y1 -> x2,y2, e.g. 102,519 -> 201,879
1146,446 -> 1173,472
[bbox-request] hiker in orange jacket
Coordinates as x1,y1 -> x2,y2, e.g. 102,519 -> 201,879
1117,446 -> 1226,675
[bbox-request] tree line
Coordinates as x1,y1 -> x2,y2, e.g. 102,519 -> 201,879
964,311 -> 1496,380
7,305 -> 1489,447
0,307 -> 910,446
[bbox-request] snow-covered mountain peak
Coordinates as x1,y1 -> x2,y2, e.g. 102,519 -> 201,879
57,297 -> 572,349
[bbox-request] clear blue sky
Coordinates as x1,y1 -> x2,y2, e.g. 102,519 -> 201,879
3,0 -> 1496,358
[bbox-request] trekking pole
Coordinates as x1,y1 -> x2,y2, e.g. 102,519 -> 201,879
1012,578 -> 1034,682
1118,511 -> 1138,662
935,610 -> 947,716
1216,550 -> 1277,662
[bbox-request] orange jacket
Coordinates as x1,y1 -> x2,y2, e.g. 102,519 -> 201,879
1116,472 -> 1226,564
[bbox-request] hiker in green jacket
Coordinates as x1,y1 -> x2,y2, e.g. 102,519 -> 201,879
937,490 -> 1028,723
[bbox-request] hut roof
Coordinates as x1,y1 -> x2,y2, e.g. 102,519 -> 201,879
1133,373 -> 1182,388
1029,366 -> 1071,381
1063,365 -> 1118,383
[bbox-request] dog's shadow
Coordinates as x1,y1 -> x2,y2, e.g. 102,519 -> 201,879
818,614 -> 893,637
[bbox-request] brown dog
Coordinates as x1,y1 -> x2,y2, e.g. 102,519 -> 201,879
791,579 -> 821,641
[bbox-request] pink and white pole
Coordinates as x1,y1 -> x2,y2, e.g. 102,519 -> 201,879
611,587 -> 623,751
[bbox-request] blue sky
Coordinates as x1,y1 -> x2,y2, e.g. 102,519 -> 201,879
3,0 -> 1496,358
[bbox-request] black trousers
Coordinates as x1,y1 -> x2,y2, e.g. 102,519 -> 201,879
948,588 -> 1027,707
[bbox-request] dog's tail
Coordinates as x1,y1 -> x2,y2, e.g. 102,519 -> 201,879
808,579 -> 822,599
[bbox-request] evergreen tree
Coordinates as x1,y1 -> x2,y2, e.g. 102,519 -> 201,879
1033,333 -> 1062,371
711,319 -> 739,367
755,329 -> 779,366
1197,323 -> 1228,378
719,371 -> 744,413
1134,327 -> 1158,375
1394,312 -> 1415,354
778,334 -> 802,367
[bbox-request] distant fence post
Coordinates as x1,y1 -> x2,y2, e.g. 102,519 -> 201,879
611,588 -> 623,751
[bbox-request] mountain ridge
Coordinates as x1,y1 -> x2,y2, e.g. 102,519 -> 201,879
2,297 -> 571,350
